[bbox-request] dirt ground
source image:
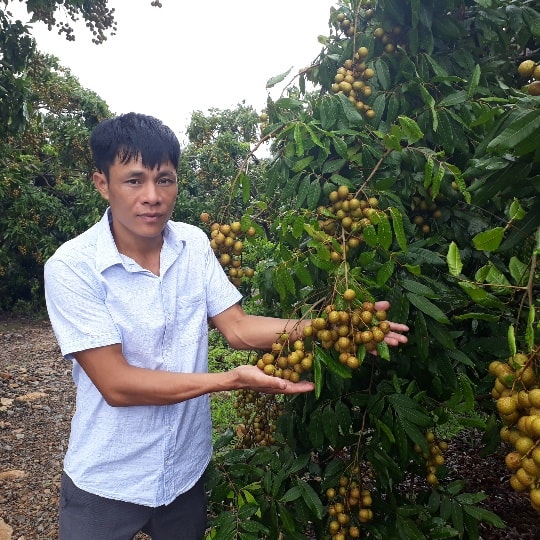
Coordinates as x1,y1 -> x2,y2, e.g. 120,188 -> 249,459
0,316 -> 538,539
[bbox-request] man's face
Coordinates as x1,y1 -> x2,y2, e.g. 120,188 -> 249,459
93,155 -> 178,249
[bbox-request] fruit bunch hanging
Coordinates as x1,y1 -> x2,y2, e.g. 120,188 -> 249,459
325,468 -> 374,539
234,291 -> 389,449
489,350 -> 540,512
330,45 -> 377,119
234,390 -> 283,449
200,212 -> 256,286
517,59 -> 540,96
315,184 -> 382,263
410,190 -> 445,236
303,293 -> 390,360
413,431 -> 449,488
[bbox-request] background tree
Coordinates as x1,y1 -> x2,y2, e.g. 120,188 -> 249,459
176,103 -> 265,223
205,1 -> 540,538
0,0 -> 161,311
0,51 -> 110,311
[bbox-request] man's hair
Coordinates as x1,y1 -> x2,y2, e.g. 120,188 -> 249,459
90,112 -> 181,176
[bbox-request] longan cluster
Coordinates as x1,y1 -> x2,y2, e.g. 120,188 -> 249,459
517,60 -> 540,96
254,332 -> 314,382
331,47 -> 377,119
303,289 -> 390,362
201,213 -> 256,286
373,24 -> 406,55
234,391 -> 283,449
316,184 -> 381,263
235,331 -> 310,449
414,431 -> 448,487
326,471 -> 374,539
489,351 -> 540,512
335,3 -> 375,38
410,192 -> 444,235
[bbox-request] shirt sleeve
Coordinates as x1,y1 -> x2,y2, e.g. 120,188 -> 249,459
44,258 -> 121,359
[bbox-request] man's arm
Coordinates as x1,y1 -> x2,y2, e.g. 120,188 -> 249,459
73,344 -> 314,407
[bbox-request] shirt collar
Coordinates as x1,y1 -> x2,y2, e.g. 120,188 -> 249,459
95,209 -> 185,274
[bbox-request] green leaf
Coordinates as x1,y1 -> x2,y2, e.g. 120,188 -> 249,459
363,224 -> 378,247
424,156 -> 435,189
295,176 -> 310,209
458,282 -> 505,308
293,262 -> 313,286
462,505 -> 505,528
420,84 -> 438,131
377,260 -> 395,287
332,136 -> 348,159
402,279 -> 438,298
376,341 -> 390,360
509,256 -> 527,285
447,242 -> 463,276
307,179 -> 322,210
375,57 -> 392,90
266,68 -> 293,88
436,110 -> 455,154
240,172 -> 250,204
297,479 -> 325,519
407,292 -> 450,324
487,109 -> 540,154
415,312 -> 429,361
291,156 -> 314,173
509,198 -> 526,221
322,404 -> 339,446
294,123 -> 304,157
240,519 -> 269,535
472,227 -> 505,252
467,64 -> 481,98
439,90 -> 468,107
451,501 -> 464,534
398,115 -> 424,144
377,215 -> 393,250
280,485 -> 302,503
335,400 -> 352,435
526,306 -> 535,352
322,158 -> 346,174
507,325 -> 517,357
316,346 -> 352,379
305,124 -> 325,150
389,206 -> 407,251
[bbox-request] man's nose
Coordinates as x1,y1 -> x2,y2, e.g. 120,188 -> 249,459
142,182 -> 160,203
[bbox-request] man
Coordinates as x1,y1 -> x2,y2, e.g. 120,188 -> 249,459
44,112 -> 408,540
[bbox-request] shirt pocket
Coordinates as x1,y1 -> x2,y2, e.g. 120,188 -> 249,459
174,291 -> 207,345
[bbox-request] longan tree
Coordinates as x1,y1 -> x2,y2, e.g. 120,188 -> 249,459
205,1 -> 540,538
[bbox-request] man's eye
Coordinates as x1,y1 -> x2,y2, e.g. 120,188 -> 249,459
158,177 -> 177,184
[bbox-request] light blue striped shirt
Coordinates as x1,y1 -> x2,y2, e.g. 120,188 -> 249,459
44,209 -> 242,507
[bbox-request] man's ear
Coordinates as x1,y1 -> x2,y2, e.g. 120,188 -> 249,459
93,171 -> 109,200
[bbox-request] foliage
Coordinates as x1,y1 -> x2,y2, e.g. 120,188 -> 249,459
0,52 -> 110,311
176,103 -> 266,225
205,0 -> 540,538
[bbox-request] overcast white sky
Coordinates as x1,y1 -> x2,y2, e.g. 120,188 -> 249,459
11,0 -> 332,141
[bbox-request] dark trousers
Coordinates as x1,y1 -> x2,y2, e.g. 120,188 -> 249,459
58,472 -> 207,540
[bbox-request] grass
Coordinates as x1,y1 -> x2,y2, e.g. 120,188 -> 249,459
208,329 -> 254,439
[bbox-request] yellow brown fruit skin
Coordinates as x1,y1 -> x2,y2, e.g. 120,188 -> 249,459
518,59 -> 536,78
528,80 -> 540,96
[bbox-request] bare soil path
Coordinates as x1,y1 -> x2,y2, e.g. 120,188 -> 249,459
0,316 -> 537,539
